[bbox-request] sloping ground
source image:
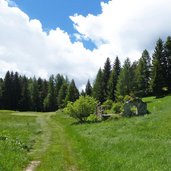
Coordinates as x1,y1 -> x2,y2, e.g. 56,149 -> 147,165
36,96 -> 171,171
0,96 -> 171,171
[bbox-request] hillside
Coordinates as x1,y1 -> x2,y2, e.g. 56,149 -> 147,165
0,96 -> 171,171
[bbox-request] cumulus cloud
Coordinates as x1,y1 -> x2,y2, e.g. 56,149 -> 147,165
0,0 -> 171,89
0,0 -> 104,88
71,0 -> 171,61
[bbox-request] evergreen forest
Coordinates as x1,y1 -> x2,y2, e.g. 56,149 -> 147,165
0,37 -> 171,112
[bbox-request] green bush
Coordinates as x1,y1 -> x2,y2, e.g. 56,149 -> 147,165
64,96 -> 97,122
102,100 -> 113,111
86,114 -> 99,122
111,103 -> 123,114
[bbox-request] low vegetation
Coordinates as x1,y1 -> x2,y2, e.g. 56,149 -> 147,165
0,96 -> 171,170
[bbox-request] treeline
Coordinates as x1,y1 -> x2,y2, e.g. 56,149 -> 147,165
89,36 -> 171,103
0,73 -> 79,111
0,37 -> 171,111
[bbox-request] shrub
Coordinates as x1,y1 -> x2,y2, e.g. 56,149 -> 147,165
64,96 -> 97,122
86,114 -> 99,122
102,100 -> 113,111
111,102 -> 123,114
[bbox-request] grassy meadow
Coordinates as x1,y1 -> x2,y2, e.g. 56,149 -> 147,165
0,96 -> 171,171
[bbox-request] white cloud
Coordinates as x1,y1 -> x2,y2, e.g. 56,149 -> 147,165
71,0 -> 171,61
0,0 -> 102,88
1,0 -> 171,89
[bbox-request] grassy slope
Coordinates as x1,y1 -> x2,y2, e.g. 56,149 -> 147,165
0,111 -> 54,171
0,96 -> 171,171
38,96 -> 171,171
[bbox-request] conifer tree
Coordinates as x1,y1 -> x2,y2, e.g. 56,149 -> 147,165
116,58 -> 134,98
93,68 -> 104,103
102,57 -> 111,100
37,78 -> 44,111
136,50 -> 151,97
13,72 -> 21,110
0,78 -> 3,109
2,71 -> 13,109
30,77 -> 39,111
65,79 -> 79,103
164,36 -> 171,92
108,56 -> 121,101
19,76 -> 30,111
44,75 -> 56,111
85,80 -> 92,96
151,38 -> 167,97
80,90 -> 86,96
57,82 -> 68,108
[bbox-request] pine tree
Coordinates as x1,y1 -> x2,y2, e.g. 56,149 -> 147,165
102,57 -> 111,101
108,56 -> 121,101
85,80 -> 92,96
30,77 -> 39,111
57,82 -> 68,108
55,74 -> 65,108
93,68 -> 104,103
0,78 -> 3,109
19,76 -> 30,111
65,79 -> 79,103
13,72 -> 21,110
116,58 -> 134,98
44,75 -> 56,111
80,90 -> 86,96
2,71 -> 13,109
151,38 -> 167,97
164,36 -> 171,92
37,78 -> 44,111
136,50 -> 151,97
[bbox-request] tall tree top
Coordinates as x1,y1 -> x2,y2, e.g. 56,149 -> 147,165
85,79 -> 92,96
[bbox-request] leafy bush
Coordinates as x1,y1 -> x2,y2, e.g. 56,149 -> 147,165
64,96 -> 97,122
111,102 -> 123,114
86,114 -> 99,122
102,100 -> 113,113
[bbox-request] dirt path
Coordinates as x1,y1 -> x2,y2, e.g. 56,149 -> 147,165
35,112 -> 80,171
25,161 -> 40,171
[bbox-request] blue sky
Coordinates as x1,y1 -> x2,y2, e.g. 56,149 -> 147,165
13,0 -> 109,49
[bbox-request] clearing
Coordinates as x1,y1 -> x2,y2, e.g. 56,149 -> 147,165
0,96 -> 171,171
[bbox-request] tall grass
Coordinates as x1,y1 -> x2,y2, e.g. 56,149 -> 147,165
0,111 -> 40,171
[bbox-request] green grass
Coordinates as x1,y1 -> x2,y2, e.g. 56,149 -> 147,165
0,111 -> 54,171
0,96 -> 171,171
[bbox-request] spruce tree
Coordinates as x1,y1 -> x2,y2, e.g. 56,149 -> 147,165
65,79 -> 79,103
37,78 -> 44,111
13,72 -> 21,110
57,82 -> 68,108
0,78 -> 3,109
93,68 -> 104,103
108,56 -> 121,101
136,50 -> 151,97
164,36 -> 171,92
85,80 -> 92,96
2,71 -> 13,109
102,57 -> 111,101
44,75 -> 56,111
151,38 -> 167,97
55,74 -> 65,107
116,58 -> 134,98
30,77 -> 39,111
19,76 -> 30,111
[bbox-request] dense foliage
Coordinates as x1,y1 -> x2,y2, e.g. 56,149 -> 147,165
64,96 -> 97,122
92,36 -> 171,100
0,72 -> 79,112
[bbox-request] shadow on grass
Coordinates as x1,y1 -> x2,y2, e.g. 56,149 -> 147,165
71,120 -> 101,125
